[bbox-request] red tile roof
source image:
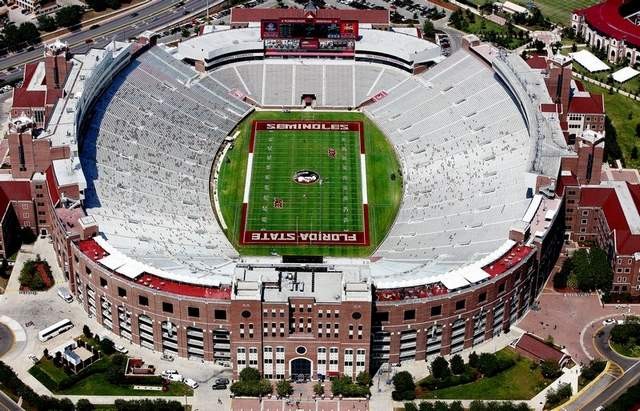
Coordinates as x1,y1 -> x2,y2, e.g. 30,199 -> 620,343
580,185 -> 640,255
0,180 -> 32,222
516,333 -> 567,364
230,7 -> 390,24
483,244 -> 533,277
555,173 -> 578,197
568,94 -> 604,114
575,0 -> 640,49
12,63 -> 46,109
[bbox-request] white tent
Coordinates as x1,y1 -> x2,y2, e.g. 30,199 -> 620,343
612,67 -> 640,83
569,50 -> 610,72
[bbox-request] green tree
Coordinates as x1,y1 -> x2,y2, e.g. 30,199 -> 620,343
404,403 -> 418,411
37,15 -> 58,32
469,400 -> 487,411
430,356 -> 451,380
392,371 -> 415,401
434,401 -> 449,411
83,324 -> 92,338
450,354 -> 465,375
239,367 -> 261,382
449,401 -> 464,411
468,351 -> 479,369
540,360 -> 561,379
76,398 -> 94,411
572,247 -> 613,292
422,19 -> 435,40
356,371 -> 372,386
632,146 -> 638,160
276,379 -> 293,397
86,0 -> 107,11
55,6 -> 84,28
99,337 -> 115,355
419,402 -> 435,411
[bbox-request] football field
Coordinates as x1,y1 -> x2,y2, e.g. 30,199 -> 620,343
216,111 -> 402,257
240,120 -> 368,246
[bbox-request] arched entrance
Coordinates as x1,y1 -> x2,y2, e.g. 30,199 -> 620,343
290,358 -> 312,380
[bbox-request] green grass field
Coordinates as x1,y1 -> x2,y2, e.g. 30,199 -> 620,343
466,0 -> 599,25
216,111 -> 402,257
582,82 -> 640,168
417,348 -> 552,400
247,127 -> 363,233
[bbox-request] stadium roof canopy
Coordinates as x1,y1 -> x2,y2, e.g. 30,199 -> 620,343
230,7 -> 390,25
575,0 -> 640,49
569,49 -> 609,72
612,66 -> 640,83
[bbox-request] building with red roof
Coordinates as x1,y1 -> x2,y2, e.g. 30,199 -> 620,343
572,0 -> 640,64
514,333 -> 571,366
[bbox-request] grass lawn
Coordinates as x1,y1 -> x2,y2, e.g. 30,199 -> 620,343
582,82 -> 640,168
217,110 -> 402,257
29,357 -> 192,397
611,341 -> 640,358
465,0 -> 600,25
417,348 -> 553,400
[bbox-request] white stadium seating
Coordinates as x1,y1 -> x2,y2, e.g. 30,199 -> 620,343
80,46 -> 548,285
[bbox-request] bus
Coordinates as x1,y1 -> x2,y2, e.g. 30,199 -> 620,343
38,319 -> 74,342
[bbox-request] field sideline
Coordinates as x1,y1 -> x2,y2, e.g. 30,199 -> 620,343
216,110 -> 402,257
465,0 -> 599,25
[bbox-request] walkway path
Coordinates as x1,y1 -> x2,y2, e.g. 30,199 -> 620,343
574,72 -> 640,101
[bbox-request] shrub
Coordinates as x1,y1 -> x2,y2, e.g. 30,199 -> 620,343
404,402 -> 418,411
468,351 -> 479,368
449,401 -> 464,411
580,360 -> 606,382
331,375 -> 369,397
392,371 -> 415,401
99,338 -> 115,355
419,402 -> 435,411
356,371 -> 372,386
83,325 -> 92,338
430,356 -> 451,380
546,382 -> 572,407
76,398 -> 94,411
230,367 -> 272,397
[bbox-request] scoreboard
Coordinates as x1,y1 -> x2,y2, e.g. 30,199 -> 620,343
261,19 -> 358,40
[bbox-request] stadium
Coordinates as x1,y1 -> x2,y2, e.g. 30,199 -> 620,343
10,2 -> 575,381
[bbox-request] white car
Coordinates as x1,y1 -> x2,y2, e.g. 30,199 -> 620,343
602,318 -> 615,326
28,354 -> 38,363
184,378 -> 199,389
114,344 -> 128,354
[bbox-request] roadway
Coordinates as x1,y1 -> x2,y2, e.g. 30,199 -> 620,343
0,0 -> 222,73
577,325 -> 640,411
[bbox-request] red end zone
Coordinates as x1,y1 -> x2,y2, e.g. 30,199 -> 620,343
242,120 -> 369,246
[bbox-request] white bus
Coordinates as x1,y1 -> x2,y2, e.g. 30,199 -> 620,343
38,319 -> 74,342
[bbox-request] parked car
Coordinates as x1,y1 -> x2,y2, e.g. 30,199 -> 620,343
184,378 -> 199,389
114,344 -> 128,354
212,382 -> 227,390
161,353 -> 175,361
57,287 -> 73,303
602,318 -> 615,326
28,354 -> 38,364
215,377 -> 230,385
161,369 -> 179,377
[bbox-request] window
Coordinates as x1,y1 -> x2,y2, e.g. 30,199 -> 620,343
478,292 -> 487,303
352,312 -> 362,320
214,309 -> 227,320
138,295 -> 149,306
117,287 -> 127,298
455,299 -> 466,311
188,307 -> 200,317
241,310 -> 251,318
498,283 -> 506,293
162,302 -> 173,313
403,309 -> 416,321
100,277 -> 108,288
431,305 -> 442,316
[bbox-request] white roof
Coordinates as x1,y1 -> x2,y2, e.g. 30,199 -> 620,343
98,254 -> 127,271
569,50 -> 609,72
612,66 -> 640,83
440,274 -> 470,290
502,1 -> 528,14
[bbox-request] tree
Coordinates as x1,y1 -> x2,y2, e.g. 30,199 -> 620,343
572,247 -> 613,292
450,354 -> 465,375
419,402 -> 435,411
83,324 -> 92,338
449,401 -> 464,411
468,351 -> 479,369
422,19 -> 435,40
433,401 -> 449,411
99,338 -> 115,355
532,39 -> 545,54
632,146 -> 638,160
239,366 -> 261,382
469,401 -> 487,411
37,15 -> 58,32
604,116 -> 623,163
55,6 -> 84,28
356,371 -> 371,387
404,403 -> 418,411
392,371 -> 415,401
76,398 -> 94,411
313,382 -> 324,396
276,379 -> 292,397
86,0 -> 107,11
430,356 -> 450,380
540,360 -> 561,379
